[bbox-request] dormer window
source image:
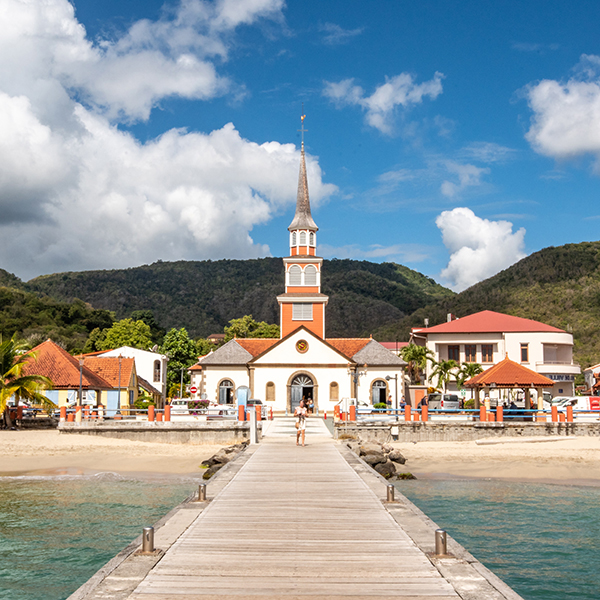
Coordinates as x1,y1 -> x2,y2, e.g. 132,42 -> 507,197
299,231 -> 307,246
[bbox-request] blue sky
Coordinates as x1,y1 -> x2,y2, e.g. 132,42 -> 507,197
2,0 -> 600,290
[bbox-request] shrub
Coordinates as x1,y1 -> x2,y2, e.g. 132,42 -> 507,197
373,402 -> 388,409
463,399 -> 474,409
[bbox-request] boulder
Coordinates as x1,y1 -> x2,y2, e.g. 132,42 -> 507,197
359,442 -> 383,456
362,451 -> 386,466
388,449 -> 406,464
374,460 -> 397,479
346,441 -> 360,454
382,443 -> 394,453
202,463 -> 223,480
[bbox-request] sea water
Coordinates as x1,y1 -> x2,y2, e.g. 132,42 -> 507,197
0,474 -> 196,600
397,478 -> 600,600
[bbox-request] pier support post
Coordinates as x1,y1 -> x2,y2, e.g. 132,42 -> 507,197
421,405 -> 428,422
479,406 -> 486,422
238,405 -> 245,421
142,527 -> 154,553
496,405 -> 503,422
551,406 -> 558,422
386,484 -> 395,502
60,406 -> 67,422
435,529 -> 447,556
148,405 -> 155,422
349,405 -> 356,421
404,405 -> 411,422
567,405 -> 573,422
198,484 -> 207,502
249,407 -> 258,445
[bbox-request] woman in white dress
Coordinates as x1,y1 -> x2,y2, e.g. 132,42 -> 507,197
295,400 -> 307,446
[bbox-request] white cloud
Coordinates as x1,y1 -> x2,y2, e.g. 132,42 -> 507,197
319,243 -> 431,264
525,55 -> 600,160
440,161 -> 489,198
323,72 -> 444,134
0,0 -> 337,279
436,207 -> 526,291
319,23 -> 363,45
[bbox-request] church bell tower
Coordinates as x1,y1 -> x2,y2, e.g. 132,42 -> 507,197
277,114 -> 328,339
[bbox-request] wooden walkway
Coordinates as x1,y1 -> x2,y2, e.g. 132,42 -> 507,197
130,418 -> 459,599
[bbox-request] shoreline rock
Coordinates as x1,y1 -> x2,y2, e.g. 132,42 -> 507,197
346,437 -> 413,480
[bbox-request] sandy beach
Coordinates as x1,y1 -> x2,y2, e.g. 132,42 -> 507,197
0,430 -> 224,478
393,436 -> 600,485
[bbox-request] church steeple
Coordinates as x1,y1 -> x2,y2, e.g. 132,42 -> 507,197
277,112 -> 328,339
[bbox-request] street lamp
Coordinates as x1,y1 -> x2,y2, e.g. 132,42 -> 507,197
386,374 -> 398,411
179,367 -> 185,399
78,358 -> 84,407
348,364 -> 367,405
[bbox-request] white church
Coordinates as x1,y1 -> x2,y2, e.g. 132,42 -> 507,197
189,129 -> 405,414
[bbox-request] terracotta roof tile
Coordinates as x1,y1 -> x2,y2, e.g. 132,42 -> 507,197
81,357 -> 135,388
464,356 -> 554,388
326,338 -> 371,360
235,338 -> 279,358
413,310 -> 565,334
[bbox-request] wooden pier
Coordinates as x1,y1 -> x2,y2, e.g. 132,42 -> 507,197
73,417 -> 523,600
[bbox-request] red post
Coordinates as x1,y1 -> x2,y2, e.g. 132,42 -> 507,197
165,405 -> 171,421
60,406 -> 67,421
17,406 -> 23,420
496,405 -> 503,422
413,411 -> 420,422
148,405 -> 155,422
487,412 -> 496,422
551,406 -> 558,422
566,405 -> 573,423
323,411 -> 327,420
67,412 -> 75,422
479,406 -> 487,422
404,405 -> 411,422
421,405 -> 428,422
156,411 -> 163,422
75,405 -> 82,420
559,412 -> 566,422
269,407 -> 273,420
256,406 -> 262,421
334,405 -> 341,420
349,405 -> 356,421
238,405 -> 246,421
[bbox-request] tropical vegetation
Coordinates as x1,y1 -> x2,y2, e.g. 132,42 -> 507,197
429,359 -> 459,393
400,343 -> 435,384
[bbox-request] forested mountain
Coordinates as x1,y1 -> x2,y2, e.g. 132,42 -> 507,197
373,242 -> 600,368
21,258 -> 453,338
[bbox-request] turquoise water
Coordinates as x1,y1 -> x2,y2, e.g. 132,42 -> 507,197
397,478 -> 600,600
0,474 -> 196,600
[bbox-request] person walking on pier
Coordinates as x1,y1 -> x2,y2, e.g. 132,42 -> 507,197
295,400 -> 307,446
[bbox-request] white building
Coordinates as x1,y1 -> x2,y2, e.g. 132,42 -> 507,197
189,132 -> 405,413
411,310 -> 580,397
98,346 -> 169,400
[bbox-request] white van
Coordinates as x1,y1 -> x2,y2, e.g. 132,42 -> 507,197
544,396 -> 600,411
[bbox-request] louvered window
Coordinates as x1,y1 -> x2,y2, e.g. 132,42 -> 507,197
291,232 -> 297,246
289,265 -> 302,285
304,265 -> 317,285
299,231 -> 307,245
293,303 -> 313,320
309,232 -> 315,246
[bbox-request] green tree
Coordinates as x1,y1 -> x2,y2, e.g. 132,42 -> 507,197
83,327 -> 107,353
0,335 -> 53,426
400,343 -> 435,384
456,362 -> 484,388
429,359 -> 459,392
196,338 -> 216,357
129,310 -> 165,345
161,328 -> 199,392
224,315 -> 280,341
97,319 -> 153,351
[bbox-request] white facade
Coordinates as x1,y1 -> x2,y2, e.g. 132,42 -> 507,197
413,313 -> 579,397
99,346 -> 169,398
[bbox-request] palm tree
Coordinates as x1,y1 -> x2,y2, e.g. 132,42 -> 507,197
400,344 -> 435,384
429,359 -> 459,392
456,362 -> 484,396
0,335 -> 53,427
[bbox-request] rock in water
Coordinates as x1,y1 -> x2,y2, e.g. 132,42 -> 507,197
362,451 -> 386,466
388,449 -> 406,464
202,463 -> 223,480
374,460 -> 397,479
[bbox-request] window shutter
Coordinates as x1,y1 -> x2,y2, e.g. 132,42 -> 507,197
304,265 -> 317,285
293,303 -> 313,320
289,265 -> 302,285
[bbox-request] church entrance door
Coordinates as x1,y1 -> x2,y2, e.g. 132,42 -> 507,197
291,374 -> 314,413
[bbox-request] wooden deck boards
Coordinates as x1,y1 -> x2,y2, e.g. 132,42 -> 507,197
129,421 -> 459,599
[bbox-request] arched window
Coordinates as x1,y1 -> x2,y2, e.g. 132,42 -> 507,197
304,265 -> 317,286
371,380 -> 387,405
153,360 -> 161,382
291,232 -> 297,246
219,380 -> 234,404
299,231 -> 307,245
329,382 -> 339,401
266,381 -> 275,402
309,232 -> 315,246
289,265 -> 302,285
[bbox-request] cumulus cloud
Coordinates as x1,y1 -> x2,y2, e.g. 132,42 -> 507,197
436,208 -> 526,291
525,55 -> 600,160
0,0 -> 337,279
323,72 -> 444,134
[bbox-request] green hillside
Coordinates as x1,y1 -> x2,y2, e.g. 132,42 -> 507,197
373,241 -> 600,368
24,258 -> 454,338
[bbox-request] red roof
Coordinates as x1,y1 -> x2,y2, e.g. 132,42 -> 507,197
378,342 -> 409,351
235,338 -> 279,357
326,338 -> 371,358
414,310 -> 565,335
81,356 -> 135,388
23,340 -> 112,389
464,356 -> 555,388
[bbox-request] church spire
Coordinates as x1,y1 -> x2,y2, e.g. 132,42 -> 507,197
288,112 -> 318,232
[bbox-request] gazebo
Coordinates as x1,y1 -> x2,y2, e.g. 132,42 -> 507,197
464,355 -> 555,410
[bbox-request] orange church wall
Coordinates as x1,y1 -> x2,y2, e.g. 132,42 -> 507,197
281,303 -> 325,338
286,286 -> 320,294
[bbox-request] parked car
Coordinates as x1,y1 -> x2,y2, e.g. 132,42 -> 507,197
545,396 -> 600,411
246,399 -> 267,419
170,399 -> 190,415
426,393 -> 460,410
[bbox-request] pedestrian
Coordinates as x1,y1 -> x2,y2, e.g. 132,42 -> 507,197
386,393 -> 392,413
295,400 -> 307,446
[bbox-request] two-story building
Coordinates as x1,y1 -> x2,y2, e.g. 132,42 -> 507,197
411,310 -> 579,397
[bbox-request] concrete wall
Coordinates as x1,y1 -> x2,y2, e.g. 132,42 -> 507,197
335,421 -> 600,442
59,421 -> 257,445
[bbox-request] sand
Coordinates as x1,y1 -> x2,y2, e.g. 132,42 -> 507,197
393,436 -> 600,485
0,430 -> 224,478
